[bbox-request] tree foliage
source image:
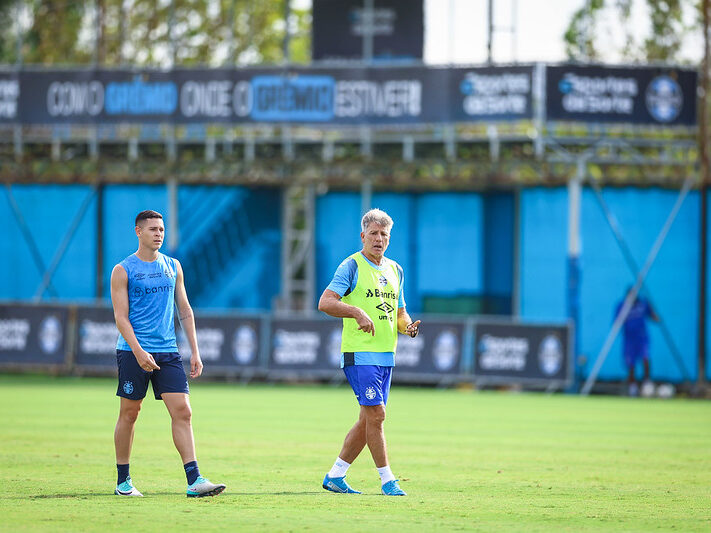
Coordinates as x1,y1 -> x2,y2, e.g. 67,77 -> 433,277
564,0 -> 695,63
1,0 -> 311,66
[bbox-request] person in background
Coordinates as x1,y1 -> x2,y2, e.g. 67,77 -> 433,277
614,287 -> 660,397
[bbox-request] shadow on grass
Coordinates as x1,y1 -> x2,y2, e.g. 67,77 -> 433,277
25,490 -> 384,499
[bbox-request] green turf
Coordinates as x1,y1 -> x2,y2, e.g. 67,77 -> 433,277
1,375 -> 709,532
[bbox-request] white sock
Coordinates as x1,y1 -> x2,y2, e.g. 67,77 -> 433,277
377,465 -> 395,485
328,457 -> 351,478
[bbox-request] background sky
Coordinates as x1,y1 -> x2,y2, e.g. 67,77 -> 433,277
297,0 -> 703,65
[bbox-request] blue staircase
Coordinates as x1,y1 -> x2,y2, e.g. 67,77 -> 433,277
174,187 -> 281,309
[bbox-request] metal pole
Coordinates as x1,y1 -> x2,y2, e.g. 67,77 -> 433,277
228,0 -> 237,65
169,0 -> 177,67
96,182 -> 104,299
567,158 -> 583,390
512,187 -> 521,317
362,0 -> 374,63
698,0 -> 710,389
582,176 -> 695,395
283,0 -> 291,63
361,178 -> 372,215
487,0 -> 493,63
167,178 -> 179,252
15,0 -> 23,65
119,0 -> 127,65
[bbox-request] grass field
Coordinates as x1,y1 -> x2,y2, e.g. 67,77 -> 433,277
1,375 -> 709,532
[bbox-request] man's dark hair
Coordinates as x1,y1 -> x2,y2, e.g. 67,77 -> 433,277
135,210 -> 163,227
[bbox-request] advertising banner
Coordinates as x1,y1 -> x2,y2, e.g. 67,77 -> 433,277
177,314 -> 264,373
0,72 -> 19,122
392,320 -> 465,380
312,0 -> 423,61
0,304 -> 68,365
449,66 -> 533,123
546,65 -> 697,126
473,320 -> 571,385
268,317 -> 465,380
3,66 -> 536,125
74,306 -> 120,368
268,318 -> 343,374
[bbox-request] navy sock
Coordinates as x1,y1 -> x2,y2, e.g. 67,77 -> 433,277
117,464 -> 130,485
184,461 -> 200,485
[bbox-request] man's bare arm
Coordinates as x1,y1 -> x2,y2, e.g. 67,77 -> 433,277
174,260 -> 202,378
110,265 -> 160,371
318,289 -> 375,336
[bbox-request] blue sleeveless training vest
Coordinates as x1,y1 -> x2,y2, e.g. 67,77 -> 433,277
116,252 -> 178,352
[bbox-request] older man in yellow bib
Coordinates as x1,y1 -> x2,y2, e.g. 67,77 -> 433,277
318,208 -> 420,496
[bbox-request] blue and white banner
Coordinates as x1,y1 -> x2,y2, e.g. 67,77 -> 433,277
0,303 -> 68,365
473,320 -> 572,385
2,66 -> 535,125
546,65 -> 697,126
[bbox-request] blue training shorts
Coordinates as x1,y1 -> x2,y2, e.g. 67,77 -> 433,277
116,350 -> 189,401
623,340 -> 649,369
343,365 -> 393,406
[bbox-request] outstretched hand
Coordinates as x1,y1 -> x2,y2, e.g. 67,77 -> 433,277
406,320 -> 421,338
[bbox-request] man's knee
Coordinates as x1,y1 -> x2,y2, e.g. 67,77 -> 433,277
364,405 -> 386,426
169,401 -> 192,423
119,402 -> 141,424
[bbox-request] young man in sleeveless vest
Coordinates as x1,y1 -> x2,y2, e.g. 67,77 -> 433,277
110,210 -> 225,498
318,208 -> 420,496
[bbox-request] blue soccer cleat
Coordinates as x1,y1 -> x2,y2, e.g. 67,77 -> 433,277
115,476 -> 143,497
186,476 -> 226,498
322,474 -> 361,494
381,479 -> 406,496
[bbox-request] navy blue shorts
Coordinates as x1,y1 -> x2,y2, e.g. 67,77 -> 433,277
343,365 -> 393,406
116,350 -> 189,401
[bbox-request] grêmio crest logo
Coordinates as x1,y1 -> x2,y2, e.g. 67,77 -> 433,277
365,288 -> 397,299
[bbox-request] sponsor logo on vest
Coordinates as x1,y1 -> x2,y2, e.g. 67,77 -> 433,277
134,273 -> 145,280
365,288 -> 397,299
134,285 -> 173,298
375,301 -> 395,321
378,275 -> 388,287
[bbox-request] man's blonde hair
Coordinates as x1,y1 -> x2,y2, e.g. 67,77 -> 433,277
361,208 -> 393,232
